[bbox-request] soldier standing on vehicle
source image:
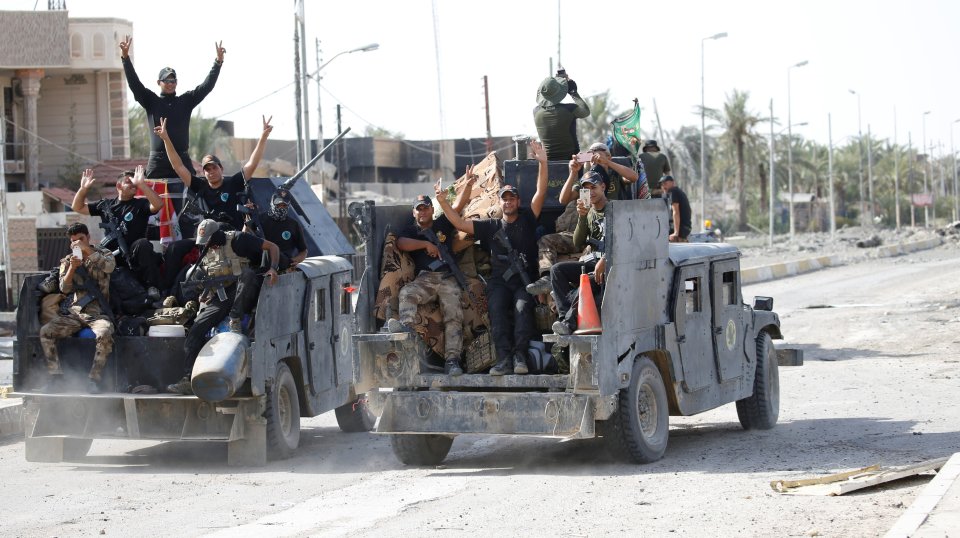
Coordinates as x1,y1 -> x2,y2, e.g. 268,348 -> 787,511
660,175 -> 692,242
71,165 -> 164,299
639,139 -> 671,198
257,190 -> 307,270
386,181 -> 476,376
156,115 -> 273,232
437,143 -> 549,375
120,35 -> 224,179
39,223 -> 116,393
167,219 -> 280,395
550,171 -> 608,335
533,71 -> 590,161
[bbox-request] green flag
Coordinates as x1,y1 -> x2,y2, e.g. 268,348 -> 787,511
612,99 -> 642,158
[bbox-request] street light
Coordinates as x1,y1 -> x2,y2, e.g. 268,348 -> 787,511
700,31 -> 727,231
952,119 -> 960,221
307,42 -> 379,203
767,109 -> 807,246
923,110 -> 931,227
848,90 -> 865,225
787,60 -> 808,238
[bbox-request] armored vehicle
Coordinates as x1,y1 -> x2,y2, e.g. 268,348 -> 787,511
351,159 -> 802,465
13,177 -> 374,465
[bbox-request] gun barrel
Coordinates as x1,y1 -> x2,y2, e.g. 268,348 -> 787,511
282,127 -> 352,190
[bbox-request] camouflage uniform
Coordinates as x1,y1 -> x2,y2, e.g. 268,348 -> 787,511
40,248 -> 116,381
537,202 -> 579,274
398,271 -> 463,360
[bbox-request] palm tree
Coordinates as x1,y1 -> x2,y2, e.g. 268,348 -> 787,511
705,90 -> 764,231
189,109 -> 234,168
577,91 -> 614,147
128,106 -> 151,159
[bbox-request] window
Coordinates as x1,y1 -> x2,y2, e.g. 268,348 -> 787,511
722,271 -> 737,305
70,33 -> 83,59
314,288 -> 326,321
92,33 -> 105,58
340,285 -> 352,315
684,277 -> 701,314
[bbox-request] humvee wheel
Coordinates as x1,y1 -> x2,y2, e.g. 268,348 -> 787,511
390,434 -> 454,466
736,331 -> 780,430
335,394 -> 377,433
604,357 -> 669,463
63,438 -> 93,460
265,362 -> 301,459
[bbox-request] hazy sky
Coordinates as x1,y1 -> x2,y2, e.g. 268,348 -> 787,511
9,0 -> 960,158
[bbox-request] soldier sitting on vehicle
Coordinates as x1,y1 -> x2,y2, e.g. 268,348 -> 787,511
71,165 -> 165,300
550,171 -> 608,335
167,219 -> 280,395
385,178 -> 477,376
256,190 -> 307,271
38,223 -> 116,393
436,143 -> 548,375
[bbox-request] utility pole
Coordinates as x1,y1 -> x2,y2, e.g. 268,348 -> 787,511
922,111 -> 930,227
483,75 -> 492,155
909,132 -> 915,228
768,98 -> 775,247
316,38 -> 325,187
0,99 -> 12,308
336,104 -> 348,234
867,124 -> 874,223
894,108 -> 901,231
828,113 -> 836,238
293,23 -> 304,172
296,0 -> 311,185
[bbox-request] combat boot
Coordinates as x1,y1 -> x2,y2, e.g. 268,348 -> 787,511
525,275 -> 552,296
444,358 -> 463,376
513,351 -> 529,375
385,318 -> 415,334
166,376 -> 193,395
228,317 -> 242,334
489,356 -> 513,376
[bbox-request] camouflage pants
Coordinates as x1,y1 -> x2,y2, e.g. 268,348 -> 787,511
538,232 -> 577,274
39,312 -> 114,381
399,271 -> 463,359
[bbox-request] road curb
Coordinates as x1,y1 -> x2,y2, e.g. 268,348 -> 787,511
886,452 -> 960,537
0,395 -> 23,438
742,237 -> 944,285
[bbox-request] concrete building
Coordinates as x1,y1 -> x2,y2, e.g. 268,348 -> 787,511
1,7 -> 132,191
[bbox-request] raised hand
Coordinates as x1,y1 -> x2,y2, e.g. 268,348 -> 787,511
529,140 -> 547,163
433,178 -> 444,198
215,41 -> 226,63
569,155 -> 583,173
153,117 -> 169,140
262,115 -> 273,137
464,164 -> 478,182
131,164 -> 145,186
119,35 -> 132,59
79,169 -> 96,190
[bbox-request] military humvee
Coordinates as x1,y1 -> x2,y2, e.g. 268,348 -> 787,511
351,159 -> 802,465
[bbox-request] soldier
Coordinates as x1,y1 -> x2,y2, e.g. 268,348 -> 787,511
385,183 -> 476,376
120,35 -> 224,179
257,190 -> 307,270
39,223 -> 116,393
639,139 -> 672,198
437,142 -> 548,375
167,219 -> 279,395
71,165 -> 165,299
661,175 -> 692,242
533,71 -> 590,161
156,115 -> 273,232
551,171 -> 608,335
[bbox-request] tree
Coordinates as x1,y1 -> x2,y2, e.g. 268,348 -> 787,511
577,91 -> 614,146
363,125 -> 405,139
189,110 -> 235,169
128,106 -> 150,159
705,90 -> 764,231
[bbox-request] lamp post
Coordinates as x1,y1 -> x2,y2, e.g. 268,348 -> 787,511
922,110 -> 930,227
848,89 -> 864,226
700,31 -> 727,231
768,118 -> 807,245
307,42 -> 379,203
787,60 -> 808,238
828,113 -> 836,238
894,107 -> 900,231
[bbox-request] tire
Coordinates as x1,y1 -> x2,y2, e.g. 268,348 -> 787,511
265,362 -> 301,460
736,331 -> 780,430
334,394 -> 377,433
63,438 -> 93,460
603,356 -> 669,463
390,434 -> 454,466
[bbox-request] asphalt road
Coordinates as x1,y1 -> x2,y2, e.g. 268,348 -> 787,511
1,246 -> 958,537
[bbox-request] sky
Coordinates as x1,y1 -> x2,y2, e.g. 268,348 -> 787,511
9,0 -> 960,159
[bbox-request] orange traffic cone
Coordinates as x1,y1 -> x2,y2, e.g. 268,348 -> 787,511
574,271 -> 602,335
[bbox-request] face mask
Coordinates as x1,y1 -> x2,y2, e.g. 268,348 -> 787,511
269,202 -> 288,221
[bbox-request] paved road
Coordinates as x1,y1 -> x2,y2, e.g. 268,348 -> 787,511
1,247 -> 958,537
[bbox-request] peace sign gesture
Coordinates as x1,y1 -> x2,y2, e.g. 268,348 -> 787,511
215,41 -> 226,63
119,35 -> 132,59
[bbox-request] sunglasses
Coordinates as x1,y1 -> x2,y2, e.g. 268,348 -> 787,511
161,78 -> 178,84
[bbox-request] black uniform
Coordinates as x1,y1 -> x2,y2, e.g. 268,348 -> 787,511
188,172 -> 246,231
88,197 -> 161,289
259,211 -> 307,269
123,57 -> 222,179
473,209 -> 540,364
398,215 -> 457,274
668,186 -> 692,239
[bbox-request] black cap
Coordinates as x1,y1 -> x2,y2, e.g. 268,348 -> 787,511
413,194 -> 432,209
158,67 -> 177,81
580,171 -> 606,187
201,154 -> 222,169
498,185 -> 519,198
659,174 -> 675,185
643,139 -> 660,151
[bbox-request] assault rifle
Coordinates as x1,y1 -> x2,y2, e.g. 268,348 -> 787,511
492,228 -> 533,286
181,274 -> 239,302
97,202 -> 132,268
418,227 -> 467,290
237,182 -> 264,239
69,265 -> 115,320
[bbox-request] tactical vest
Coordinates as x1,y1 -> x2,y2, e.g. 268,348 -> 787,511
200,231 -> 248,277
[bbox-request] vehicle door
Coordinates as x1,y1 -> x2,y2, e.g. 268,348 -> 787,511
671,262 -> 715,392
710,258 -> 744,382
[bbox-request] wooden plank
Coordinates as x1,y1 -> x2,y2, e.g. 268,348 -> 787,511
771,457 -> 949,496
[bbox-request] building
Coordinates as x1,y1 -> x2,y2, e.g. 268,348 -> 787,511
1,6 -> 132,191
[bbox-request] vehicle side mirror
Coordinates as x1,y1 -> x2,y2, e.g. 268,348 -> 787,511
753,296 -> 773,311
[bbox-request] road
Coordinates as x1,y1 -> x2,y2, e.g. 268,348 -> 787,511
1,246 -> 958,537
